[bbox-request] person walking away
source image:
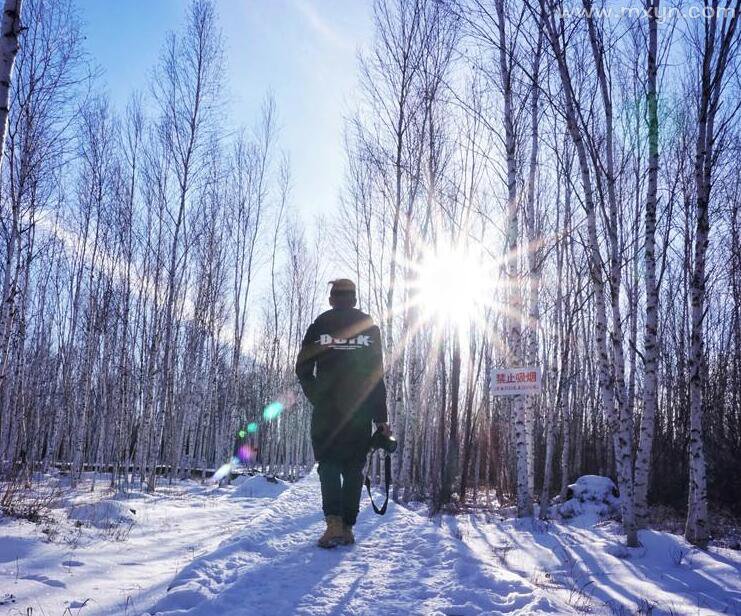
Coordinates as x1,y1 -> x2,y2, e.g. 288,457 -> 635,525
295,279 -> 391,548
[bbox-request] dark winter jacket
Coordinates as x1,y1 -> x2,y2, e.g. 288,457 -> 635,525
295,307 -> 388,461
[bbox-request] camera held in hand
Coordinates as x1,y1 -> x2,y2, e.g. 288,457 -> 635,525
369,427 -> 397,454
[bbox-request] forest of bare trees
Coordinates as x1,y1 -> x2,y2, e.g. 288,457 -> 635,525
0,0 -> 739,551
0,0 -> 323,491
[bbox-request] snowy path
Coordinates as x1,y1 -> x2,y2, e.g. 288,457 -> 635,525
148,472 -> 561,616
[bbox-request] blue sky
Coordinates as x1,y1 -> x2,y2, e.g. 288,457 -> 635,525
75,0 -> 375,221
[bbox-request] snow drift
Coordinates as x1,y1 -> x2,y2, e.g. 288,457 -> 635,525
230,474 -> 289,499
557,475 -> 620,520
68,500 -> 137,530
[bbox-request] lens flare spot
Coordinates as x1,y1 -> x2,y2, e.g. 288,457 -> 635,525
212,461 -> 232,482
238,429 -> 246,439
263,401 -> 283,421
212,456 -> 241,483
237,444 -> 254,462
247,422 -> 258,434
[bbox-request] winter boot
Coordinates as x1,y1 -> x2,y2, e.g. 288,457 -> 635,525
317,515 -> 345,549
341,523 -> 355,545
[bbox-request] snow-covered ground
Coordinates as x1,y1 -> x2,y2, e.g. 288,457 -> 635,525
148,471 -> 559,616
0,472 -> 287,615
1,471 -> 739,615
446,511 -> 741,615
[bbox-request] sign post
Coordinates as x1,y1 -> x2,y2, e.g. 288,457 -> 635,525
491,367 -> 541,396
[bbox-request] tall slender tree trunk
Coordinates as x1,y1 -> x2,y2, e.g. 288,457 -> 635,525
582,0 -> 638,546
525,29 -> 543,512
634,0 -> 660,528
540,0 -> 637,544
0,0 -> 22,164
685,0 -> 739,547
496,0 -> 531,517
441,327 -> 460,506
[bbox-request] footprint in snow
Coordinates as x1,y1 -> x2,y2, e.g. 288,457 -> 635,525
22,573 -> 66,588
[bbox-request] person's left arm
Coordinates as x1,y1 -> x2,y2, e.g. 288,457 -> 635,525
367,324 -> 390,432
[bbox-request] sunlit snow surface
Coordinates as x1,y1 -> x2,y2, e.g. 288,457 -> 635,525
0,473 -> 285,616
148,471 -> 554,616
1,471 -> 739,615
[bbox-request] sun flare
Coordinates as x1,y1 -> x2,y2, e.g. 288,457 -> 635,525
413,246 -> 496,329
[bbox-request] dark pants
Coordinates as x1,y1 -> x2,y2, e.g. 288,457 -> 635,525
317,454 -> 366,527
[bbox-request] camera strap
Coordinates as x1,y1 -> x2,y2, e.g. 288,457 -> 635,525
364,451 -> 391,515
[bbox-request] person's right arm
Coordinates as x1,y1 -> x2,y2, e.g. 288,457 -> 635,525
295,322 -> 319,405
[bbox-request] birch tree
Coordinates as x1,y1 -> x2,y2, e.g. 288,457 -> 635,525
147,0 -> 223,491
685,0 -> 739,547
634,0 -> 660,529
0,0 -> 22,163
537,0 -> 638,544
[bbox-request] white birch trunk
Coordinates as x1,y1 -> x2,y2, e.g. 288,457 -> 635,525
0,0 -> 22,164
685,0 -> 738,548
582,0 -> 638,546
540,0 -> 636,544
634,0 -> 660,529
496,0 -> 531,517
525,30 -> 543,507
